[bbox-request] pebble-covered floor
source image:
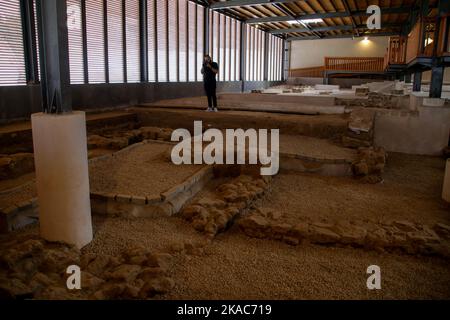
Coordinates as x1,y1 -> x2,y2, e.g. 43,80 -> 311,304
260,152 -> 449,225
1,144 -> 449,299
89,142 -> 203,198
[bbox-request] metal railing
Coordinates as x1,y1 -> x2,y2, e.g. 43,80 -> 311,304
324,56 -> 384,72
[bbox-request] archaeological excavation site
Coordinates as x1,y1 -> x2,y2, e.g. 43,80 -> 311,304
0,0 -> 450,305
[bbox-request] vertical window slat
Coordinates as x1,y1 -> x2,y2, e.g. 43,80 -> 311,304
86,0 -> 105,83
0,0 -> 26,86
147,0 -> 156,82
126,0 -> 140,83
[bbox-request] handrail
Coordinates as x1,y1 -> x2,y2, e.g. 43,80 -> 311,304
324,57 -> 384,72
289,66 -> 324,78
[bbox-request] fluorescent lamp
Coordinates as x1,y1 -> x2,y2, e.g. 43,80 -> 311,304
287,18 -> 324,25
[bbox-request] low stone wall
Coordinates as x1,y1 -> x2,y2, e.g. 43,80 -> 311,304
181,175 -> 271,237
0,236 -> 177,299
351,147 -> 387,183
374,104 -> 450,155
90,142 -> 213,218
280,153 -> 353,176
0,196 -> 38,233
343,108 -> 375,148
336,92 -> 409,109
0,153 -> 34,180
239,211 -> 450,259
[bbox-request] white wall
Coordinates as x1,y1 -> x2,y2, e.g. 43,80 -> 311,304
422,69 -> 450,83
290,37 -> 389,69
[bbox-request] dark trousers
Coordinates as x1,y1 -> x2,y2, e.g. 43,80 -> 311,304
204,82 -> 217,109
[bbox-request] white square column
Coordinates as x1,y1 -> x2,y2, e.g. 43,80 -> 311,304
31,111 -> 93,249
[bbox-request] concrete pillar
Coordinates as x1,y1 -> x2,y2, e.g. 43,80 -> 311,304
31,112 -> 93,249
444,159 -> 450,203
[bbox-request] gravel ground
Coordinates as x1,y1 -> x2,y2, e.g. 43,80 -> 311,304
89,142 -> 203,197
280,134 -> 357,161
259,152 -> 449,226
1,151 -> 449,300
82,215 -> 208,257
7,213 -> 449,300
164,228 -> 450,300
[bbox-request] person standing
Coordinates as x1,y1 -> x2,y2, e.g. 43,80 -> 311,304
201,55 -> 219,112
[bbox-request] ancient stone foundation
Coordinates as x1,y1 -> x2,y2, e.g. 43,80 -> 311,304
181,174 -> 271,237
0,236 -> 177,300
239,211 -> 450,259
352,147 -> 387,183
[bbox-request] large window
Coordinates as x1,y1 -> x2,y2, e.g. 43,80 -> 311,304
125,0 -> 140,83
245,25 -> 266,81
209,10 -> 241,82
187,1 -> 195,82
268,35 -> 283,81
85,0 -> 105,84
148,0 -> 156,82
196,5 -> 204,81
67,0 -> 84,84
0,0 -> 26,86
107,0 -> 124,83
156,0 -> 167,82
0,1 -> 283,87
179,0 -> 187,82
148,0 -> 204,83
168,0 -> 177,82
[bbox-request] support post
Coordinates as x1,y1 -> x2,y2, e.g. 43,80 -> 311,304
81,0 -> 89,83
35,0 -> 71,113
429,66 -> 444,98
139,0 -> 148,82
20,0 -> 39,84
240,22 -> 246,91
263,33 -> 269,81
413,71 -> 422,92
282,39 -> 289,82
32,0 -> 92,249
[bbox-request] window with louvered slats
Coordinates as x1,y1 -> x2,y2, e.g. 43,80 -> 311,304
168,0 -> 177,82
196,5 -> 203,82
224,16 -> 230,81
67,0 -> 84,84
178,0 -> 187,82
107,0 -> 124,83
259,29 -> 264,81
230,19 -> 235,81
219,14 -> 225,81
188,0 -> 196,82
126,0 -> 140,83
147,0 -> 156,82
86,0 -> 105,83
268,35 -> 273,81
208,9 -> 212,58
212,11 -> 219,64
0,0 -> 26,86
245,25 -> 250,81
157,0 -> 167,82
